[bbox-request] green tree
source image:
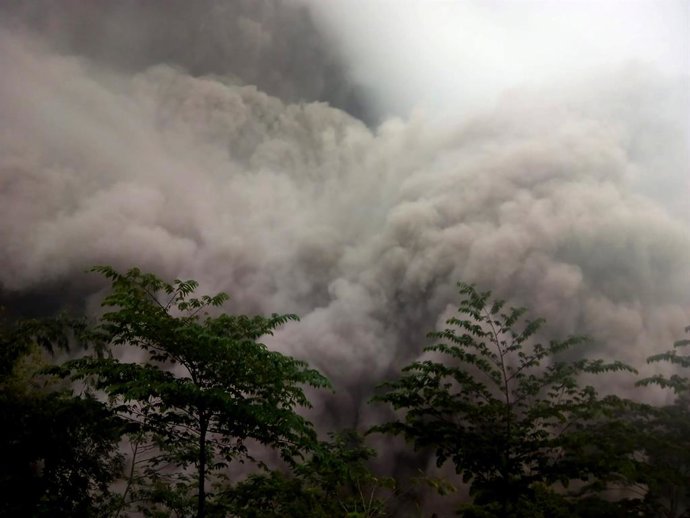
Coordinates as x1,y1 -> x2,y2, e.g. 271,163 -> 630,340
636,326 -> 690,517
0,309 -> 124,517
224,430 -> 393,518
371,283 -> 639,516
56,266 -> 329,518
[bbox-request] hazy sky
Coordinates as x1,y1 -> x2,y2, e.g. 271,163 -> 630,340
310,0 -> 689,118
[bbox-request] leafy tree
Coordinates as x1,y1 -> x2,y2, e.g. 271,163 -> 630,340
0,309 -> 124,517
636,326 -> 690,517
0,307 -> 78,379
56,266 -> 330,518
224,430 -> 394,518
0,390 -> 125,517
371,283 -> 639,516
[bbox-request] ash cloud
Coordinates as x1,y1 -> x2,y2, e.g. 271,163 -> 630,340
1,0 -> 689,432
0,0 -> 369,119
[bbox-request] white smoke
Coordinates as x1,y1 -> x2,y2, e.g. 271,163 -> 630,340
1,1 -> 689,428
309,1 -> 689,118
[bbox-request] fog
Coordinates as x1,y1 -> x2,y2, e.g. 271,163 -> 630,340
311,1 -> 689,118
1,0 -> 689,433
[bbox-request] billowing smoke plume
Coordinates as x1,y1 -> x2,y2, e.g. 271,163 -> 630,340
0,0 -> 368,116
1,0 -> 689,436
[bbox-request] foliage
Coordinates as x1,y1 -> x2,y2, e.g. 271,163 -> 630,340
4,271 -> 689,516
371,283 -> 639,515
54,266 -> 330,518
641,325 -> 690,395
0,390 -> 125,517
224,430 -> 394,518
0,307 -> 83,379
636,326 -> 690,518
0,310 -> 124,517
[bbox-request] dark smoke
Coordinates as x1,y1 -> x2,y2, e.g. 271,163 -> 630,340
0,0 -> 370,120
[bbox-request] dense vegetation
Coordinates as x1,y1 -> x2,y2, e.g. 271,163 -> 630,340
1,267 -> 688,517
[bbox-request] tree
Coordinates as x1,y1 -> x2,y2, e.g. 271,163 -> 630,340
57,266 -> 330,518
0,309 -> 124,517
0,390 -> 125,517
224,430 -> 394,518
636,326 -> 690,517
371,283 -> 639,516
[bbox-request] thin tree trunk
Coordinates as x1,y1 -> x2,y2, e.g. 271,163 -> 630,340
197,415 -> 208,518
